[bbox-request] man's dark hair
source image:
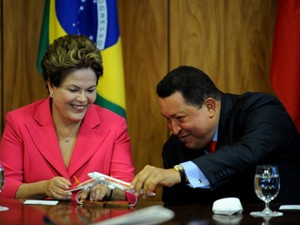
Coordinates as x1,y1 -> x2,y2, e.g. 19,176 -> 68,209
156,66 -> 222,108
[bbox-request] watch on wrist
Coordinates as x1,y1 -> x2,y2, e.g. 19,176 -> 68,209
173,164 -> 186,184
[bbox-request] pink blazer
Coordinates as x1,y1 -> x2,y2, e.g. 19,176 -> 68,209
0,97 -> 135,202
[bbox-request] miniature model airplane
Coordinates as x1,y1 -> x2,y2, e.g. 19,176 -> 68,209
66,172 -> 156,196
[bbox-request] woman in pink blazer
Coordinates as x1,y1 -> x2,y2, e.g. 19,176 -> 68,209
0,34 -> 136,204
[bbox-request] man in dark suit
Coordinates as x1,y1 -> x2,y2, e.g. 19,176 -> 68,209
130,65 -> 300,204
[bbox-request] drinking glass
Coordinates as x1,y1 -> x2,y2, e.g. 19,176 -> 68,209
250,165 -> 282,217
0,162 -> 9,211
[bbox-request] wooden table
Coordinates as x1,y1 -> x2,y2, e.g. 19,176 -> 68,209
0,198 -> 299,225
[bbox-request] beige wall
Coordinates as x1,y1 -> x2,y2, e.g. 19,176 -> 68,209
0,0 -> 277,200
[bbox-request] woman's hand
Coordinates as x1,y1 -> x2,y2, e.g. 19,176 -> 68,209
77,184 -> 112,203
45,176 -> 72,200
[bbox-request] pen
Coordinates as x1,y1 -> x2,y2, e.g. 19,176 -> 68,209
73,175 -> 81,185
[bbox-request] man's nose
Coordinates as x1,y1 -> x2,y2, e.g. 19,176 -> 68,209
169,120 -> 182,135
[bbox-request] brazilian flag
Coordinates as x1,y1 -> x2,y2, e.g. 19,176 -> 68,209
37,0 -> 126,118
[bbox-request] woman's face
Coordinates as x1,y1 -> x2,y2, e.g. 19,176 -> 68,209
48,68 -> 98,125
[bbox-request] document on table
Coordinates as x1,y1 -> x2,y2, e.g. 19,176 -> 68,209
24,200 -> 59,205
279,205 -> 300,210
91,205 -> 175,225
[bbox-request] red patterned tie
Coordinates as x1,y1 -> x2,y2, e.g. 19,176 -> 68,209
208,141 -> 217,153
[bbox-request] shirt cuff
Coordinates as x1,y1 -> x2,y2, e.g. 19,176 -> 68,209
181,161 -> 210,189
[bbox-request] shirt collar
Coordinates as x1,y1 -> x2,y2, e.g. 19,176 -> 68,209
212,125 -> 218,142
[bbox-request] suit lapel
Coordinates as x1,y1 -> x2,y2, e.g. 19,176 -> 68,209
26,98 -> 68,177
219,94 -> 237,146
68,106 -> 110,176
25,100 -> 110,178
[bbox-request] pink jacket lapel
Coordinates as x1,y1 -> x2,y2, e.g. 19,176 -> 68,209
67,106 -> 110,176
26,98 -> 68,177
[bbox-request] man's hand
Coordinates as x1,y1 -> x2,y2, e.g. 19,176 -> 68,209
129,165 -> 181,199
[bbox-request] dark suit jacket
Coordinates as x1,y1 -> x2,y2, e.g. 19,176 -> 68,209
162,92 -> 300,204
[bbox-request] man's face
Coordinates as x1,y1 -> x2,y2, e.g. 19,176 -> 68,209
159,91 -> 217,150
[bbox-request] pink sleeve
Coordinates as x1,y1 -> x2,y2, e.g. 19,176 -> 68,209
0,113 -> 24,198
125,192 -> 138,206
109,117 -> 136,204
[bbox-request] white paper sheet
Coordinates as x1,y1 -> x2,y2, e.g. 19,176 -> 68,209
24,200 -> 59,205
279,205 -> 300,210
